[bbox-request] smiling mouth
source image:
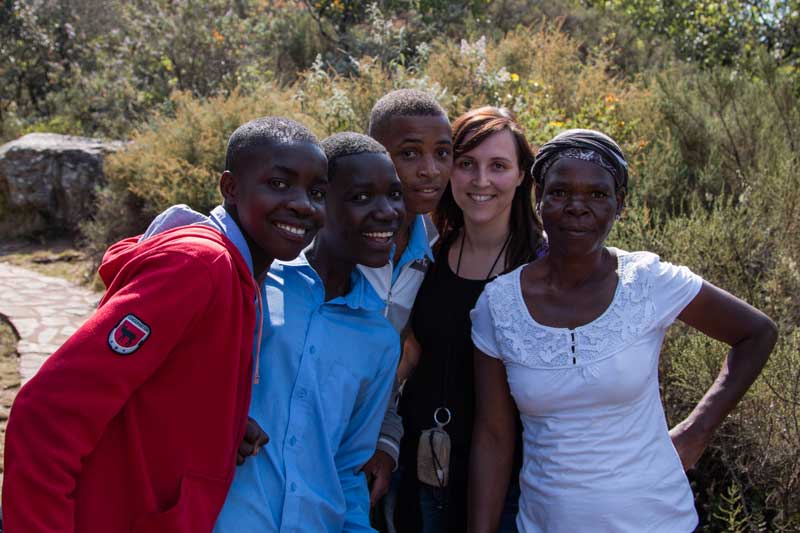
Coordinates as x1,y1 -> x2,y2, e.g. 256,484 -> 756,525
274,222 -> 308,237
468,193 -> 495,203
362,231 -> 395,244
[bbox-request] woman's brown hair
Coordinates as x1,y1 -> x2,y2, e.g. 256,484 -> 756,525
434,106 -> 544,271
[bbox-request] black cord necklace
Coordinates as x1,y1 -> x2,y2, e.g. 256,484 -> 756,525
456,230 -> 512,280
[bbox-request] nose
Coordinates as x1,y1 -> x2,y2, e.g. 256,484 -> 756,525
418,154 -> 440,179
372,196 -> 401,223
564,193 -> 590,216
472,165 -> 490,188
286,190 -> 314,217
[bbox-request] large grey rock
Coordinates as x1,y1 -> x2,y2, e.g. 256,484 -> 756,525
0,133 -> 126,233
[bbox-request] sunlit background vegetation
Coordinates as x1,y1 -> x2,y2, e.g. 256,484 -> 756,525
1,0 -> 798,529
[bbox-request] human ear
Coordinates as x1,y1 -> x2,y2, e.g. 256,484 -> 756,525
219,170 -> 238,205
615,190 -> 626,219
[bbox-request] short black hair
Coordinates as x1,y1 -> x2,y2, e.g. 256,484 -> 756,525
225,116 -> 319,175
368,89 -> 448,138
320,132 -> 388,180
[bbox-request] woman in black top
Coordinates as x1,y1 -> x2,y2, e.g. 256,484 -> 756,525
396,107 -> 545,533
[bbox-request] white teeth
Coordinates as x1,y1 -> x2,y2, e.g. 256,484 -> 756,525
363,231 -> 394,239
420,188 -> 436,193
276,223 -> 306,236
469,194 -> 493,202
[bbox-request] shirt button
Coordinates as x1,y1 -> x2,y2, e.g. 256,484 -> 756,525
289,435 -> 297,446
309,345 -> 316,354
297,388 -> 307,399
290,482 -> 297,492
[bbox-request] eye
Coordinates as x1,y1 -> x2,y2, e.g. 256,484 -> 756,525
310,187 -> 327,202
457,159 -> 473,169
269,178 -> 288,190
437,148 -> 452,159
353,192 -> 370,202
492,162 -> 508,171
591,191 -> 608,199
389,190 -> 403,200
401,149 -> 418,160
549,189 -> 566,198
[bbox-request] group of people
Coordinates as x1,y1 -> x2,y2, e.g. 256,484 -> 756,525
1,89 -> 777,533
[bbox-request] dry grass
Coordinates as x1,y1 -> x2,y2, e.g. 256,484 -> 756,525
0,239 -> 96,286
0,317 -> 20,495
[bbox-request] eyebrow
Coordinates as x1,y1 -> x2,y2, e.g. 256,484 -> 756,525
547,178 -> 614,189
272,164 -> 299,177
399,137 -> 452,145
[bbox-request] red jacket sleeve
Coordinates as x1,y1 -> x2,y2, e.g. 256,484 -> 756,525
2,250 -> 216,532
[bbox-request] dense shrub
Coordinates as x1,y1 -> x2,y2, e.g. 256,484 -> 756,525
2,2 -> 797,527
607,55 -> 800,528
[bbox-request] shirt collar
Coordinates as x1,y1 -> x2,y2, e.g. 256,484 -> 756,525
278,250 -> 384,312
399,214 -> 438,265
208,205 -> 254,276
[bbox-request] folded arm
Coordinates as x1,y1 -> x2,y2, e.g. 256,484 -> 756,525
671,281 -> 778,469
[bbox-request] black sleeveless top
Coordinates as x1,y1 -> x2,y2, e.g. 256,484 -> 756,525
400,244 -> 489,451
397,242 -> 523,531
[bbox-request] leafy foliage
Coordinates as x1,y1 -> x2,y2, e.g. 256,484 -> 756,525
2,1 -> 799,527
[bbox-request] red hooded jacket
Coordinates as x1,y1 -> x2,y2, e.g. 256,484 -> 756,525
2,225 -> 256,532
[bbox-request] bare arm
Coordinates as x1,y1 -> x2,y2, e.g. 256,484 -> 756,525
362,327 -> 420,505
671,281 -> 778,469
468,349 -> 516,533
362,377 -> 402,506
397,328 -> 422,384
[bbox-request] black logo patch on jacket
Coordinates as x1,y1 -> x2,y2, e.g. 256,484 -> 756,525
108,314 -> 151,355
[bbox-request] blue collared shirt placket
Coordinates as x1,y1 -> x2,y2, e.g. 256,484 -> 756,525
214,256 -> 400,533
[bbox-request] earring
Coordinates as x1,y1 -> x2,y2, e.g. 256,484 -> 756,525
615,213 -> 622,221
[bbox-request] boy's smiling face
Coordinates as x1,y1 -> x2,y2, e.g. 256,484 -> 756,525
322,152 -> 406,268
373,114 -> 452,215
221,140 -> 328,268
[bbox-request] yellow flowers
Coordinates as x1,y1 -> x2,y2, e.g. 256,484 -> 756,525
510,73 -> 520,82
548,120 -> 565,127
212,29 -> 224,44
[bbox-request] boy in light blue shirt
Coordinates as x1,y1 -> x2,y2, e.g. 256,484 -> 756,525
215,133 -> 406,531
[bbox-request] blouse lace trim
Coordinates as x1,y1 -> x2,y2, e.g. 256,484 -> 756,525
485,251 -> 658,369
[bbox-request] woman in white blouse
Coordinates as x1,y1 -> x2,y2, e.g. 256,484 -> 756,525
468,129 -> 778,533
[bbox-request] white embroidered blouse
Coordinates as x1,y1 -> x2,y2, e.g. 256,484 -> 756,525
471,249 -> 702,533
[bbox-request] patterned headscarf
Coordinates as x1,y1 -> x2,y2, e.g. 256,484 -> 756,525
531,129 -> 629,194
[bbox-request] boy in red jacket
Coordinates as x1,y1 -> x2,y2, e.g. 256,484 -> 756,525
1,117 -> 328,532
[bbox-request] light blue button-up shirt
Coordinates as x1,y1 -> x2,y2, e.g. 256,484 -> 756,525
215,253 -> 401,532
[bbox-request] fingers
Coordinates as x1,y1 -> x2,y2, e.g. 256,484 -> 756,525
242,417 -> 270,454
244,418 -> 262,442
239,439 -> 257,459
369,473 -> 390,507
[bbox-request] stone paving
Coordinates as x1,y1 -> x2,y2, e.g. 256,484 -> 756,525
0,262 -> 100,384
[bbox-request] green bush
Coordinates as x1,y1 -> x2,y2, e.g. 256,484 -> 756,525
9,8 -> 789,527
